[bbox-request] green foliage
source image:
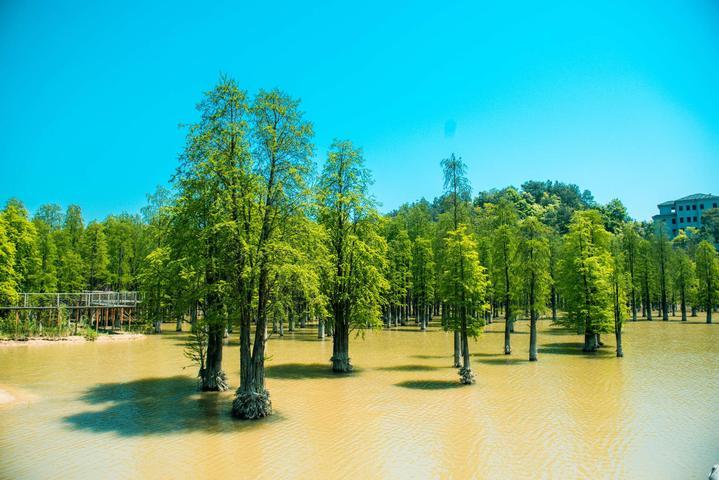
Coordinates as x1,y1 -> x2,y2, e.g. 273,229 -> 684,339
516,216 -> 551,318
82,326 -> 98,341
695,241 -> 718,313
0,216 -> 18,305
2,199 -> 40,291
558,210 -> 614,335
80,222 -> 110,289
440,225 -> 488,337
318,140 -> 388,331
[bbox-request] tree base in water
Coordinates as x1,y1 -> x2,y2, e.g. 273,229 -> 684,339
459,367 -> 475,384
199,370 -> 229,392
231,390 -> 272,420
331,355 -> 352,373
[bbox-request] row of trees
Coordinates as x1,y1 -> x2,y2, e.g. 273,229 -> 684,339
0,200 -> 152,305
2,76 -> 718,418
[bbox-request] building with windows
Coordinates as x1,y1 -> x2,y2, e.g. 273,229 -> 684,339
652,193 -> 719,237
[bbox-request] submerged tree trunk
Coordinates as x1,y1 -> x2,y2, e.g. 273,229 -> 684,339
331,306 -> 351,373
318,318 -> 325,338
615,324 -> 623,357
453,330 -> 461,368
583,326 -> 598,352
504,317 -> 512,355
232,270 -> 272,420
529,311 -> 538,361
459,307 -> 474,384
200,325 -> 229,391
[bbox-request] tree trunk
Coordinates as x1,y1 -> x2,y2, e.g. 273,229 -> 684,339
318,318 -> 325,338
175,315 -> 182,332
453,330 -> 461,367
529,311 -> 538,361
504,317 -> 512,355
200,326 -> 228,391
458,306 -> 474,384
615,324 -> 623,357
332,307 -> 351,373
583,331 -> 598,352
680,288 -> 687,321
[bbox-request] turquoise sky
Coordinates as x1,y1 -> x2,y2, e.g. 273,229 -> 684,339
1,0 -> 718,220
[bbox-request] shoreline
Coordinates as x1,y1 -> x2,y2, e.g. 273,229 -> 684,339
0,332 -> 146,348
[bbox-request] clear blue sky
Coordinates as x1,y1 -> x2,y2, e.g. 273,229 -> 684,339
2,0 -> 718,221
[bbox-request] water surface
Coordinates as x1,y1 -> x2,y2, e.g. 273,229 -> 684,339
1,320 -> 717,479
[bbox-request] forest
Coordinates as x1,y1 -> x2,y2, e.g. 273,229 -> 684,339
1,77 -> 718,419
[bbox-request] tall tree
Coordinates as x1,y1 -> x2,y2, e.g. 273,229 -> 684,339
490,199 -> 518,355
0,216 -> 18,305
671,248 -> 696,322
440,225 -> 488,383
516,216 -> 550,361
609,236 -> 629,357
559,210 -> 614,352
651,224 -> 672,320
2,200 -> 40,292
80,222 -> 109,290
32,217 -> 58,292
695,240 -> 718,324
233,88 -> 315,418
440,153 -> 471,366
317,140 -> 388,374
620,224 -> 641,321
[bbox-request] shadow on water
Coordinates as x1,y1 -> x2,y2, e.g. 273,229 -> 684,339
265,363 -> 357,379
395,380 -> 464,390
410,354 -> 449,360
540,342 -> 614,357
477,357 -> 529,365
64,376 -> 281,436
377,364 -> 444,372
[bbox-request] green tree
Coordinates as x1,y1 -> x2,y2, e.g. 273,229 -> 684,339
440,225 -> 488,383
695,240 -> 718,323
609,237 -> 629,357
440,153 -> 471,366
34,204 -> 64,230
232,87 -> 316,418
412,236 -> 435,330
317,140 -> 388,374
559,210 -> 614,352
490,199 -> 518,355
636,238 -> 655,320
80,222 -> 109,290
32,217 -> 58,292
385,222 -> 412,327
651,224 -> 672,320
671,248 -> 696,322
620,223 -> 642,321
516,216 -> 550,361
0,217 -> 18,304
2,200 -> 40,291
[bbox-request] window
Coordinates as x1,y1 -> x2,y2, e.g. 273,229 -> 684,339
693,216 -> 697,222
714,203 -> 718,208
672,218 -> 676,224
700,204 -> 704,209
692,204 -> 697,210
680,217 -> 684,223
673,229 -> 677,235
679,205 -> 684,211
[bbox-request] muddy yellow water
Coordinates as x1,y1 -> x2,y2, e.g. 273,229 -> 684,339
1,320 -> 717,479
